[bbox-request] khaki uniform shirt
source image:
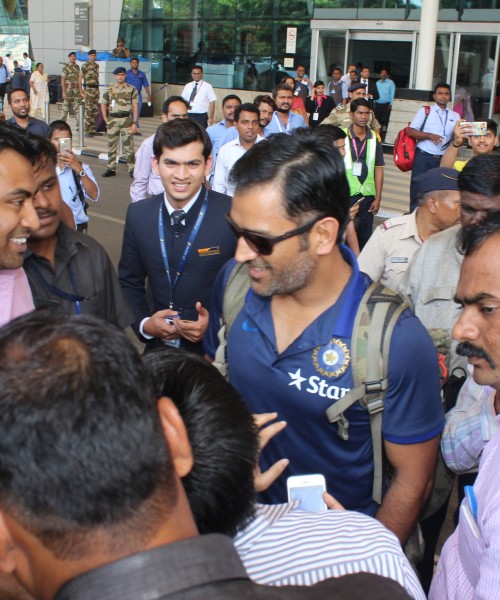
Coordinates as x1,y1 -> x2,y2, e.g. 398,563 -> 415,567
81,61 -> 99,86
102,82 -> 138,112
320,101 -> 381,133
358,210 -> 422,291
61,62 -> 80,85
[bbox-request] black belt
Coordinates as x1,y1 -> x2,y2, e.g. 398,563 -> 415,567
109,112 -> 131,118
189,112 -> 208,115
85,84 -> 98,88
416,147 -> 440,157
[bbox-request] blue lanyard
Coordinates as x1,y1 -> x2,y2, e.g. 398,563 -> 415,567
437,109 -> 448,136
158,190 -> 209,309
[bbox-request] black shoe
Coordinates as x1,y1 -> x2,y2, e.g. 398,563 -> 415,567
102,170 -> 116,178
85,133 -> 94,138
133,131 -> 142,136
94,132 -> 103,136
129,172 -> 134,179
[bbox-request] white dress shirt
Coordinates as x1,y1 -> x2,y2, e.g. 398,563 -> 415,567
181,79 -> 217,114
213,135 -> 264,196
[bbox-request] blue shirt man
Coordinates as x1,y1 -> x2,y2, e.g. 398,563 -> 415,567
126,57 -> 151,129
263,83 -> 306,136
206,94 -> 241,179
204,129 -> 443,546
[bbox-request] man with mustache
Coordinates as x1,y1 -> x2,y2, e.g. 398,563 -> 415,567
22,133 -> 133,327
263,83 -> 306,136
429,212 -> 500,599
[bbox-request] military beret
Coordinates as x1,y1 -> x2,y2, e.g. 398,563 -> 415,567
413,167 -> 460,195
68,51 -> 76,57
348,82 -> 366,93
88,49 -> 97,55
113,67 -> 127,75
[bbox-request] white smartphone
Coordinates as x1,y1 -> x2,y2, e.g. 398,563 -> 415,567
287,474 -> 327,512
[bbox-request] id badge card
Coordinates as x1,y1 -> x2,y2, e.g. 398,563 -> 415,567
313,112 -> 319,121
111,99 -> 116,108
352,161 -> 362,177
294,89 -> 299,96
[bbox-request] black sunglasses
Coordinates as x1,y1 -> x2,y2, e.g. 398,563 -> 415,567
225,213 -> 325,256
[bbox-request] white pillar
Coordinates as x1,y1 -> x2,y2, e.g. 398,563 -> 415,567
415,0 -> 439,90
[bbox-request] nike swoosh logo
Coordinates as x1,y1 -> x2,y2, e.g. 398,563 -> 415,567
242,320 -> 259,332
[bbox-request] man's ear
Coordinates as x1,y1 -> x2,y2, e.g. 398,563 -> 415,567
0,512 -> 17,574
314,217 -> 339,256
204,155 -> 213,179
152,156 -> 160,177
157,397 -> 194,478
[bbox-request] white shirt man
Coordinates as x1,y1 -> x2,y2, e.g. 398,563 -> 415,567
181,65 -> 217,128
213,104 -> 264,196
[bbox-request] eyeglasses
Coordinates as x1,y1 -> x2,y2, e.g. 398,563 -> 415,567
225,213 -> 324,256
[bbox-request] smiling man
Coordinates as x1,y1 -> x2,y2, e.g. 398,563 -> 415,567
213,103 -> 264,196
119,119 -> 236,353
22,133 -> 133,327
204,129 -> 443,546
0,126 -> 40,327
5,88 -> 51,137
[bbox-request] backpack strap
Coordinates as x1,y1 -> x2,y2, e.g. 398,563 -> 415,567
420,105 -> 431,132
325,282 -> 408,504
212,262 -> 251,378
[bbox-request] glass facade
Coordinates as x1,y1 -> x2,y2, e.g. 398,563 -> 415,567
120,0 -> 313,87
0,0 -> 29,54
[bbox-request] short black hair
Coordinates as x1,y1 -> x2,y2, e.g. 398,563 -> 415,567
230,128 -> 350,241
458,154 -> 500,197
459,210 -> 500,256
130,56 -> 139,62
192,64 -> 203,72
486,119 -> 498,136
254,94 -> 276,111
332,67 -> 342,74
273,82 -> 294,98
0,312 -> 177,560
350,98 -> 370,113
161,95 -> 189,115
49,119 -> 72,137
8,87 -> 28,104
143,348 -> 258,537
153,118 -> 212,160
234,103 -> 260,122
0,124 -> 57,169
313,124 -> 347,144
222,94 -> 241,107
434,82 -> 451,93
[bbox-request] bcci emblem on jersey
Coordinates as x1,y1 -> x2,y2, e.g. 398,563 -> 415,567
312,338 -> 350,378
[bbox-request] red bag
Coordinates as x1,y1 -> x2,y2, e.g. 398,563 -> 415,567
393,106 -> 430,172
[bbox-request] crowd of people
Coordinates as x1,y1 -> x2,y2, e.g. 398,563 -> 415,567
0,57 -> 499,600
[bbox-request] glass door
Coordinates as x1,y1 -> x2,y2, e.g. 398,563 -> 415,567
317,30 -> 347,84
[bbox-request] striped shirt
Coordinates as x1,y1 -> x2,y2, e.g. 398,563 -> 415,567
234,503 -> 425,600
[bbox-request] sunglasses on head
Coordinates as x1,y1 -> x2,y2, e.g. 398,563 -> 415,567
225,213 -> 325,256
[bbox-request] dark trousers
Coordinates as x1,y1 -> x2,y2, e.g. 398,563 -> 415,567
0,82 -> 6,109
351,194 -> 375,250
374,103 -> 391,139
188,112 -> 208,129
410,148 -> 441,212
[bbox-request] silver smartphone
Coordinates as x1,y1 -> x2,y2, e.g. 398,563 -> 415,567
58,137 -> 72,153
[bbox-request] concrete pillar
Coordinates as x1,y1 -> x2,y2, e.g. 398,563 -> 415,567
415,0 -> 439,90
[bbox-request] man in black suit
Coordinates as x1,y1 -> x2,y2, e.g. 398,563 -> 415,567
118,119 -> 236,354
357,67 -> 379,109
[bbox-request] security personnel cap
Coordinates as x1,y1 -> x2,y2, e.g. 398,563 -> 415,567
88,49 -> 97,55
348,82 -> 366,93
413,167 -> 460,195
68,51 -> 76,57
113,66 -> 127,75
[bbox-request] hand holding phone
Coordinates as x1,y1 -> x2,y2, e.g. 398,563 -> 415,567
287,474 -> 327,512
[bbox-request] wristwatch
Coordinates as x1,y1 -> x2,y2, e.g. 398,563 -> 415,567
78,169 -> 86,177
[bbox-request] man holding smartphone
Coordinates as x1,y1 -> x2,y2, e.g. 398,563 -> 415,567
440,118 -> 498,171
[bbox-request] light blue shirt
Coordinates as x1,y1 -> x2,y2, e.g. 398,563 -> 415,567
207,120 -> 238,177
375,78 -> 395,105
264,111 -> 306,136
56,163 -> 100,225
0,64 -> 9,84
410,104 -> 460,155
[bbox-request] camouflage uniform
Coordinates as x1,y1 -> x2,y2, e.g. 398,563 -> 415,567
102,82 -> 138,173
81,61 -> 100,135
61,62 -> 80,121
